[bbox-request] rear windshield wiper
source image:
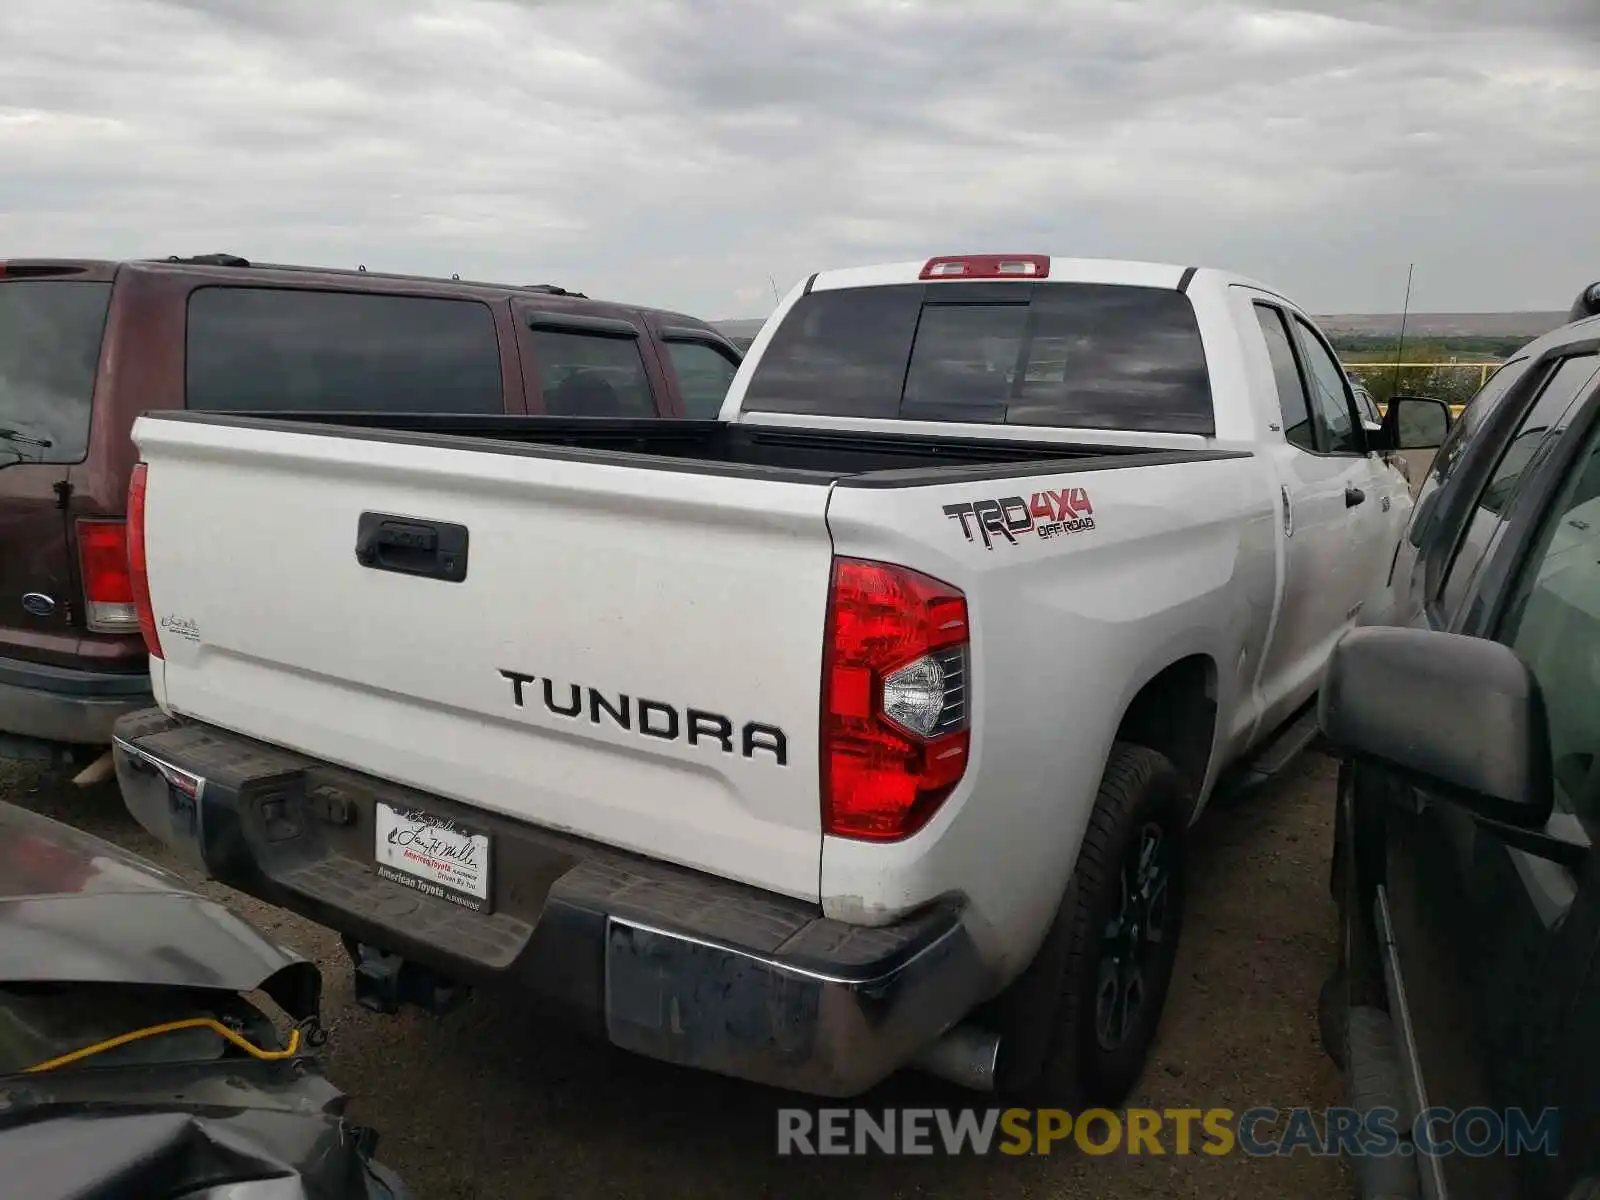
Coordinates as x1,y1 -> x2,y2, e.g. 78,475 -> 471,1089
0,428 -> 53,451
0,428 -> 52,448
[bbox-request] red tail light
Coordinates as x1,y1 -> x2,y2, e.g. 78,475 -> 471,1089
920,254 -> 1049,281
127,463 -> 162,659
75,519 -> 138,634
822,558 -> 971,841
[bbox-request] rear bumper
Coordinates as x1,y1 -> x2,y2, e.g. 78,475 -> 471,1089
0,654 -> 152,747
112,709 -> 990,1097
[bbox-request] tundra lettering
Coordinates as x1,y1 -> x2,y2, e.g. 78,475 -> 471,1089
638,699 -> 679,739
498,669 -> 788,765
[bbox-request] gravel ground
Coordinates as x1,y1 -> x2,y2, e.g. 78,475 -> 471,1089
3,751 -> 1349,1200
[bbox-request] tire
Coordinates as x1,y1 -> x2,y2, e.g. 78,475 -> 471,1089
1345,1006 -> 1421,1200
1329,773 -> 1348,903
990,741 -> 1189,1106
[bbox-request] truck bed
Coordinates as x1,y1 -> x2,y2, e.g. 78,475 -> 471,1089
166,410 -> 1248,486
127,407 -> 1258,907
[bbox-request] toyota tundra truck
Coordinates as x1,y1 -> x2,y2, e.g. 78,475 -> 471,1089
110,253 -> 1431,1105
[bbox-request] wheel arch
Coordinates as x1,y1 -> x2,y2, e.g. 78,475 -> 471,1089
1112,653 -> 1220,817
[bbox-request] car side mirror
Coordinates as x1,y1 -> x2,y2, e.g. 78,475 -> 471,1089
1318,626 -> 1553,829
1569,281 -> 1600,323
1380,395 -> 1452,451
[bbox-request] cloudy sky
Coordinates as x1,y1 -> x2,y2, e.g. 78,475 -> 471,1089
3,0 -> 1596,320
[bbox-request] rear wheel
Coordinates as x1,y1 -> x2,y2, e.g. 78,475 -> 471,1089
991,742 -> 1189,1106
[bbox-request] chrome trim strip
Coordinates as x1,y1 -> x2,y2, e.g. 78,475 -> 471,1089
1375,884 -> 1448,1200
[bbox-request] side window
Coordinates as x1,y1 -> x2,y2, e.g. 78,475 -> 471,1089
1291,317 -> 1361,454
528,329 -> 655,417
186,287 -> 503,414
1495,410 -> 1600,824
1354,388 -> 1380,426
1254,304 -> 1315,452
1439,354 -> 1600,620
1429,356 -> 1531,491
664,341 -> 740,419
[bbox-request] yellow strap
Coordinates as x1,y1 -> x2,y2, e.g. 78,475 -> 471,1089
23,1017 -> 301,1074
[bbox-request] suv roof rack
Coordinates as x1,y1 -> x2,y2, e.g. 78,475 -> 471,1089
521,284 -> 588,298
143,258 -> 599,301
164,253 -> 251,267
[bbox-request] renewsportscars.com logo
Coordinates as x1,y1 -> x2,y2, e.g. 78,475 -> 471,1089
776,1106 -> 1561,1158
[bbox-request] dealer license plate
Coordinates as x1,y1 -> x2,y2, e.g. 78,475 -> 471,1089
373,802 -> 492,913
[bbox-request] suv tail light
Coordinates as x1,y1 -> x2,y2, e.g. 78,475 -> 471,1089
920,254 -> 1049,281
127,463 -> 162,659
76,519 -> 139,634
822,558 -> 971,841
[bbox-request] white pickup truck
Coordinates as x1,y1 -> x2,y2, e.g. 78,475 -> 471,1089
112,253 -> 1414,1105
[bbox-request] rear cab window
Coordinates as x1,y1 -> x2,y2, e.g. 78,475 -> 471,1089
0,280 -> 112,463
742,281 -> 1215,434
186,286 -> 505,413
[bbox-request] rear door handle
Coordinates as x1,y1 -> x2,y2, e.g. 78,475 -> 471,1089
1345,486 -> 1366,508
356,512 -> 469,582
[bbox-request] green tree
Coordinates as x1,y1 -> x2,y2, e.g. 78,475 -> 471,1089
1343,341 -> 1492,408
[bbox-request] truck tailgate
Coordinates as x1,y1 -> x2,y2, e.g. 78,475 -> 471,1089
134,417 -> 833,901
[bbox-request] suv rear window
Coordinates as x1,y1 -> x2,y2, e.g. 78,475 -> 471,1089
186,287 -> 503,414
0,280 -> 111,464
741,282 -> 1214,434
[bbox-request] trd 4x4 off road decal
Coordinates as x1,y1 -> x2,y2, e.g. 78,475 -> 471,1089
944,487 -> 1096,549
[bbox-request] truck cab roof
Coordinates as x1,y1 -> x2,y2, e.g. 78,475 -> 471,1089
799,254 -> 1288,302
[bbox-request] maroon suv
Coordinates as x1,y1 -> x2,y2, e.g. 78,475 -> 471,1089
0,255 -> 743,761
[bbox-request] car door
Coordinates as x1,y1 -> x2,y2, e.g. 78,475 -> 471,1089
1245,296 -> 1385,724
1286,313 -> 1403,607
1380,354 -> 1600,1200
1357,384 -> 1418,504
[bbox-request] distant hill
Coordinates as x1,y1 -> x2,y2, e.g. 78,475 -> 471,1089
715,318 -> 768,340
715,311 -> 1569,341
1315,312 -> 1567,338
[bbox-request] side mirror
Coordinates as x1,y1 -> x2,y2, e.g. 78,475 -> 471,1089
1318,626 -> 1553,829
1569,281 -> 1600,323
1380,395 -> 1452,451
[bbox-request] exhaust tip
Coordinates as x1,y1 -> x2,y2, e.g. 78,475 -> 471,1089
911,1023 -> 1001,1092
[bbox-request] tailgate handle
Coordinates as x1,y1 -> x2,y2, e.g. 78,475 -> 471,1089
355,513 -> 469,583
